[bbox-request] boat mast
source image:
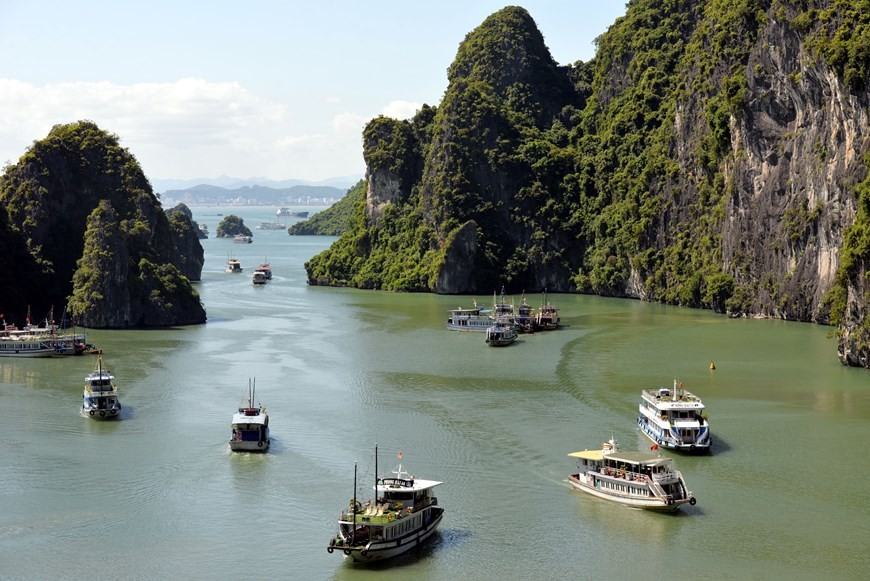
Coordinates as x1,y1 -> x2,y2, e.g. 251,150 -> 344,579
374,443 -> 379,505
352,461 -> 358,545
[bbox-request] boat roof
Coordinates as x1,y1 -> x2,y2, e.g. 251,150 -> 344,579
376,477 -> 442,493
231,409 -> 268,425
569,448 -> 671,467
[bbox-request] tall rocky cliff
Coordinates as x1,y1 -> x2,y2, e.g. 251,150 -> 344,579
305,2 -> 870,367
0,121 -> 206,327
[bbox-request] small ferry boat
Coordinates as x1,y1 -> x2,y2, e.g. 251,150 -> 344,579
233,234 -> 253,244
568,439 -> 696,511
256,261 -> 272,280
446,303 -> 493,332
328,449 -> 444,562
252,270 -> 267,285
225,258 -> 243,273
638,380 -> 711,453
276,208 -> 309,218
229,379 -> 270,452
485,323 -> 517,346
257,221 -> 285,230
514,296 -> 535,333
82,356 -> 121,419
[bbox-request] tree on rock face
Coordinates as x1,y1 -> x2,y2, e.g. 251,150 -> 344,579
216,215 -> 252,237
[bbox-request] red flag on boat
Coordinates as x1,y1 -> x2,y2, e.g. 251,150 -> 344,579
398,451 -> 403,459
650,444 -> 659,451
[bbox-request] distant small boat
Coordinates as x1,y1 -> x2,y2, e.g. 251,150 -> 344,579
252,271 -> 267,285
82,356 -> 121,419
225,258 -> 243,273
255,261 -> 272,280
535,290 -> 560,330
229,379 -> 270,452
233,234 -> 253,244
257,221 -> 285,230
276,207 -> 309,218
485,323 -> 517,346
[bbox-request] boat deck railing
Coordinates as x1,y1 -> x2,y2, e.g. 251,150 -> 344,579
340,497 -> 435,525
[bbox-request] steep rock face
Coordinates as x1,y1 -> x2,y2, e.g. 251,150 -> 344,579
720,12 -> 867,322
166,203 -> 205,281
0,121 -> 205,327
434,220 -> 480,294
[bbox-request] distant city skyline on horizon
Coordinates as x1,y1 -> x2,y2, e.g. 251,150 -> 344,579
1,2 -> 626,183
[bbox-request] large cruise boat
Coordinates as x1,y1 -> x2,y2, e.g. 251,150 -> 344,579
568,439 -> 696,511
328,450 -> 444,562
637,380 -> 711,453
446,304 -> 493,331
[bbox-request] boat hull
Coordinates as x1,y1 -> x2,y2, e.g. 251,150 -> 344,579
568,475 -> 691,512
331,507 -> 444,562
229,439 -> 270,452
82,407 -> 121,420
637,415 -> 711,453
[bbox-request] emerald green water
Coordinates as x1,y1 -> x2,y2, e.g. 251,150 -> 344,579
1,207 -> 867,579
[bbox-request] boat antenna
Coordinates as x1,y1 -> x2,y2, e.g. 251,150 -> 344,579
374,443 -> 379,505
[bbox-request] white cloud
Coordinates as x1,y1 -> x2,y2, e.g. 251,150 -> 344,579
0,78 -> 365,181
381,100 -> 422,120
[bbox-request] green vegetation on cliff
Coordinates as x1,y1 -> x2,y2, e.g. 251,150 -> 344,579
0,120 -> 205,327
289,181 -> 363,236
216,215 -> 252,238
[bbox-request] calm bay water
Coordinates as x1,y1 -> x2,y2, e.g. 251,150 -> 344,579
1,206 -> 868,580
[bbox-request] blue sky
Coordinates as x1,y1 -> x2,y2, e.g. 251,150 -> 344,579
0,1 -> 626,183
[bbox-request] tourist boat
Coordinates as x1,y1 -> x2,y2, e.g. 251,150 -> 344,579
638,380 -> 711,453
276,208 -> 308,218
252,270 -> 267,285
257,221 -> 285,230
535,290 -> 560,330
485,323 -> 517,346
256,261 -> 272,280
568,438 -> 696,511
446,303 -> 493,331
229,379 -> 270,452
328,449 -> 444,562
233,234 -> 253,244
514,295 -> 535,333
82,356 -> 121,419
225,258 -> 243,273
0,314 -> 92,357
492,288 -> 515,324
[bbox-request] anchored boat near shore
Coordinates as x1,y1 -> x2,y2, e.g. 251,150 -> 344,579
328,449 -> 444,562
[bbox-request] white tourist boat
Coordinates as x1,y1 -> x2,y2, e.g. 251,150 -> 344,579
446,303 -> 493,331
257,221 -> 285,230
233,234 -> 253,244
485,323 -> 517,346
328,449 -> 444,562
637,380 -> 711,453
82,356 -> 121,419
252,270 -> 267,285
0,320 -> 91,358
568,439 -> 696,512
229,379 -> 270,452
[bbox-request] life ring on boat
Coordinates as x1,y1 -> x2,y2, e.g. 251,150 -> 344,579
343,548 -> 351,556
89,410 -> 95,416
667,498 -> 674,506
360,550 -> 368,557
258,441 -> 264,448
99,411 -> 106,417
327,546 -> 334,554
689,497 -> 697,506
110,410 -> 116,415
689,445 -> 696,452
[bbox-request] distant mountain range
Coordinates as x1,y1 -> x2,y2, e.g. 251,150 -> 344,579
159,182 -> 352,206
149,174 -> 362,193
